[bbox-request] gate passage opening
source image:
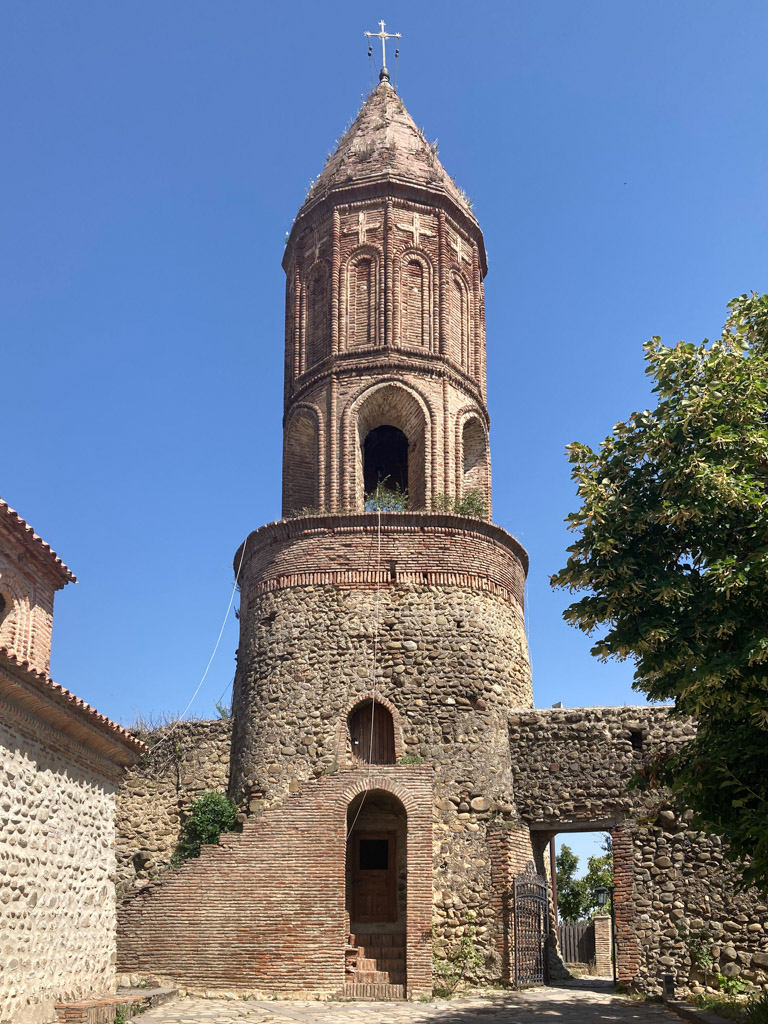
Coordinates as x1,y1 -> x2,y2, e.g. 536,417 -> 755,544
364,425 -> 408,496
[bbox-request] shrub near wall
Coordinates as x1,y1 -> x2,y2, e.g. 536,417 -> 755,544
115,719 -> 232,889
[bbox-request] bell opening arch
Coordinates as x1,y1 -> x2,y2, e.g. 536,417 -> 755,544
346,382 -> 431,511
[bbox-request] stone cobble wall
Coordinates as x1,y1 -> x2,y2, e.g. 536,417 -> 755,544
0,711 -> 118,1024
627,809 -> 768,994
117,769 -> 433,998
508,707 -> 768,994
231,581 -> 530,809
115,719 -> 231,890
508,706 -> 693,826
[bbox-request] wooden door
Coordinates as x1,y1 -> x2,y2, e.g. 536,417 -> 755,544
351,830 -> 397,923
348,701 -> 395,764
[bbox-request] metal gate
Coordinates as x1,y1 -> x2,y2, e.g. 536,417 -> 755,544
513,861 -> 549,986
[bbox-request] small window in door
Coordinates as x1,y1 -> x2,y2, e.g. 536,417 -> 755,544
359,839 -> 389,870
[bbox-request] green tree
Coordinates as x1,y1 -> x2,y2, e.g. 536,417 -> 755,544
552,293 -> 768,890
556,844 -> 588,920
173,791 -> 239,863
556,840 -> 614,920
582,852 -> 613,916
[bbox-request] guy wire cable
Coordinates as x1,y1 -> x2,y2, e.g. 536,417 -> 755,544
149,536 -> 248,750
347,506 -> 383,840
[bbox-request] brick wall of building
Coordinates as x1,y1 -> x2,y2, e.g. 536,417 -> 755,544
117,768 -> 433,998
238,514 -> 527,608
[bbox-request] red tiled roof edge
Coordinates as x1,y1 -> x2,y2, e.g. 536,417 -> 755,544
0,647 -> 147,756
0,499 -> 77,584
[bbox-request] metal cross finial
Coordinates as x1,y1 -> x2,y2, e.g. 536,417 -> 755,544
364,20 -> 401,82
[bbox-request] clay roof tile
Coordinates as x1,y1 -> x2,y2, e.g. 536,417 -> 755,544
0,498 -> 77,584
301,81 -> 474,219
0,647 -> 146,758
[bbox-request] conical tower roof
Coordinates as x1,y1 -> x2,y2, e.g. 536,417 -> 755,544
300,80 -> 474,220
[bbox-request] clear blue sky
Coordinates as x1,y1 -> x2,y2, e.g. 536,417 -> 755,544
2,2 -> 767,748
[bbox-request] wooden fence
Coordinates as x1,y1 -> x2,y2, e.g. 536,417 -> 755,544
559,920 -> 596,964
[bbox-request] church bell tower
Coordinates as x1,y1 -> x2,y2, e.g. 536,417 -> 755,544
228,56 -> 534,992
280,72 -> 490,518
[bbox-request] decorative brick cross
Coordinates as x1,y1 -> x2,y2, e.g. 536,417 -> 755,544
307,228 -> 326,263
450,232 -> 471,264
395,212 -> 434,248
343,211 -> 381,245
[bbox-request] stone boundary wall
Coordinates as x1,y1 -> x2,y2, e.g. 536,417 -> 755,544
0,704 -> 119,1024
115,719 -> 232,890
509,707 -> 768,994
117,768 -> 433,998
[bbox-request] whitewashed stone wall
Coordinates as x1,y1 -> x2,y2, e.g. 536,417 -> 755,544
0,714 -> 118,1024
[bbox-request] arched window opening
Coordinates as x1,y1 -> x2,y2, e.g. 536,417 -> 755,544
450,273 -> 470,369
348,700 -> 395,764
283,411 -> 319,515
306,264 -> 330,368
353,383 -> 428,511
350,257 -> 375,349
402,259 -> 426,347
463,418 -> 488,495
364,425 -> 408,500
0,591 -> 15,650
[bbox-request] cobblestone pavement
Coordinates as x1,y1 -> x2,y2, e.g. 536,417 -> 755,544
137,985 -> 675,1024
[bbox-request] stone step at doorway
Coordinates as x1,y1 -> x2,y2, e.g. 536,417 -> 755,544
55,987 -> 177,1024
345,932 -> 406,999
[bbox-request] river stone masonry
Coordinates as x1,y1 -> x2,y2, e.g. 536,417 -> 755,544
507,707 -> 768,995
115,719 -> 231,889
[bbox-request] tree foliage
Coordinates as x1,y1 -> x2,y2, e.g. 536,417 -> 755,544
552,294 -> 768,890
556,841 -> 613,921
173,790 -> 239,863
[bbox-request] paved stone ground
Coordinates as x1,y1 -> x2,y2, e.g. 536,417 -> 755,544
136,983 -> 675,1024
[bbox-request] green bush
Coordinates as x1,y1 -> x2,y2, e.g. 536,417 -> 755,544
743,990 -> 768,1024
173,791 -> 239,864
365,480 -> 408,512
431,490 -> 488,520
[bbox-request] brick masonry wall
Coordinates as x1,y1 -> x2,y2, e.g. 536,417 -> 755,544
0,542 -> 56,676
282,367 -> 491,515
0,698 -> 120,1024
238,514 -> 527,607
226,516 -> 532,983
594,915 -> 613,977
117,768 -> 433,997
115,720 -> 232,890
508,707 -> 768,994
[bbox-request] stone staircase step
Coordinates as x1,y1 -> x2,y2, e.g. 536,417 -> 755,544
357,956 -> 404,972
352,970 -> 393,984
343,982 -> 406,1000
56,988 -> 177,1024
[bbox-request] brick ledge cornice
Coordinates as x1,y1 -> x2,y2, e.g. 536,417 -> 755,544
286,353 -> 487,422
286,176 -> 487,276
236,513 -> 527,573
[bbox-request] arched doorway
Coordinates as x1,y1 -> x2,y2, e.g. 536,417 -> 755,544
345,790 -> 407,993
346,790 -> 406,928
351,383 -> 428,510
348,700 -> 395,765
